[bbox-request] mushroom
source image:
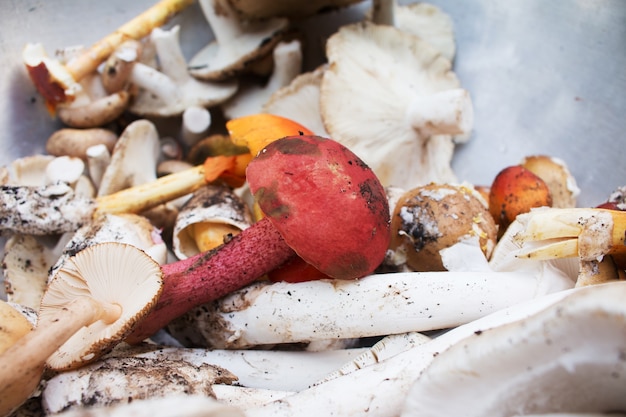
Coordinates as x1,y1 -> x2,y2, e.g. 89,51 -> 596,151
221,39 -> 303,120
43,344 -> 366,410
126,135 -> 391,342
513,207 -> 626,287
96,119 -> 160,197
42,355 -> 237,414
172,184 -> 254,259
0,300 -> 33,355
387,183 -> 498,272
369,0 -> 456,61
401,281 -> 626,416
188,0 -> 290,81
46,128 -> 118,160
129,25 -> 239,117
22,0 -> 194,108
521,155 -> 580,208
263,65 -> 329,136
181,106 -> 212,147
320,22 -> 473,190
46,395 -> 245,417
166,267 -> 572,349
0,242 -> 164,416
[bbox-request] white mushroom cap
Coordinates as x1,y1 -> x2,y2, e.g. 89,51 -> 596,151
321,22 -> 470,190
369,1 -> 456,61
188,0 -> 289,81
129,25 -> 238,117
263,65 -> 328,136
221,39 -> 303,120
40,242 -> 163,370
97,119 -> 160,197
401,282 -> 626,416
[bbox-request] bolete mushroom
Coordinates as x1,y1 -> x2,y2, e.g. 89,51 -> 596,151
126,135 -> 391,342
22,0 -> 194,109
320,22 -> 473,190
0,242 -> 163,416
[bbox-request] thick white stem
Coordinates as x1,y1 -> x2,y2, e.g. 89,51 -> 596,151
265,40 -> 303,93
191,270 -> 572,349
246,287 -> 581,417
86,144 -> 112,189
198,0 -> 244,43
130,62 -> 179,102
151,26 -> 189,84
407,88 -> 474,137
181,106 -> 212,146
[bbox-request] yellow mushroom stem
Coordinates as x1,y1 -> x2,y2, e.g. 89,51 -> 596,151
515,208 -> 626,261
66,0 -> 194,82
189,222 -> 243,252
95,165 -> 207,214
0,297 -> 121,416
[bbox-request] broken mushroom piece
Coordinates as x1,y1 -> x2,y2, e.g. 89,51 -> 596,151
22,0 -> 194,108
222,39 -> 303,120
521,155 -> 580,208
0,243 -> 163,416
401,281 -> 626,416
173,184 -> 254,259
129,25 -> 238,117
126,135 -> 391,342
514,207 -> 626,287
188,0 -> 289,81
321,22 -> 473,190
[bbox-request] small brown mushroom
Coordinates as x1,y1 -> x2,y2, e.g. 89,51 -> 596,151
46,128 -> 118,160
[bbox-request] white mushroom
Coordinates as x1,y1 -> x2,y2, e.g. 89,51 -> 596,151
181,106 -> 212,147
401,281 -> 626,416
97,119 -> 160,197
262,65 -> 329,136
0,243 -> 164,415
167,269 -> 572,349
42,355 -> 237,414
369,0 -> 456,61
222,39 -> 303,120
48,395 -> 244,417
86,144 -> 112,189
45,155 -> 85,186
188,0 -> 290,81
129,25 -> 238,117
320,22 -> 473,190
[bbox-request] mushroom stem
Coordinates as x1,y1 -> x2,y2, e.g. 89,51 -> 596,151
95,165 -> 208,214
0,296 -> 121,416
407,88 -> 474,137
126,216 -> 297,343
166,269 -> 572,349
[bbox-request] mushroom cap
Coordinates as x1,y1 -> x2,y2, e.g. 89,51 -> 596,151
320,22 -> 461,190
401,282 -> 626,416
40,242 -> 163,370
246,135 -> 391,279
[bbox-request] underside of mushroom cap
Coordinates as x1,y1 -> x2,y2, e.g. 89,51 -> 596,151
246,135 -> 390,279
41,243 -> 163,370
321,22 -> 462,190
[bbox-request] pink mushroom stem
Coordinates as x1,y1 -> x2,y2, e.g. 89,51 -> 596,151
127,218 -> 295,342
127,135 -> 390,343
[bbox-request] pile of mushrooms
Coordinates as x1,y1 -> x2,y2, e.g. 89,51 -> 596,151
2,1 -> 626,416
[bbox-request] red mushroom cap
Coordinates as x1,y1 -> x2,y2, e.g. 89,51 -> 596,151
246,135 -> 390,279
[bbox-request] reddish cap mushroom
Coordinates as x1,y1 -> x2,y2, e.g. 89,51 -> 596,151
127,135 -> 390,342
247,135 -> 390,279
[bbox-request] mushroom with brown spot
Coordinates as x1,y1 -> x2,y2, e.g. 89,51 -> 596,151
46,128 -> 117,161
0,242 -> 164,416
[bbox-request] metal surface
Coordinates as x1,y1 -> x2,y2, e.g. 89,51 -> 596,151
0,0 -> 624,207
